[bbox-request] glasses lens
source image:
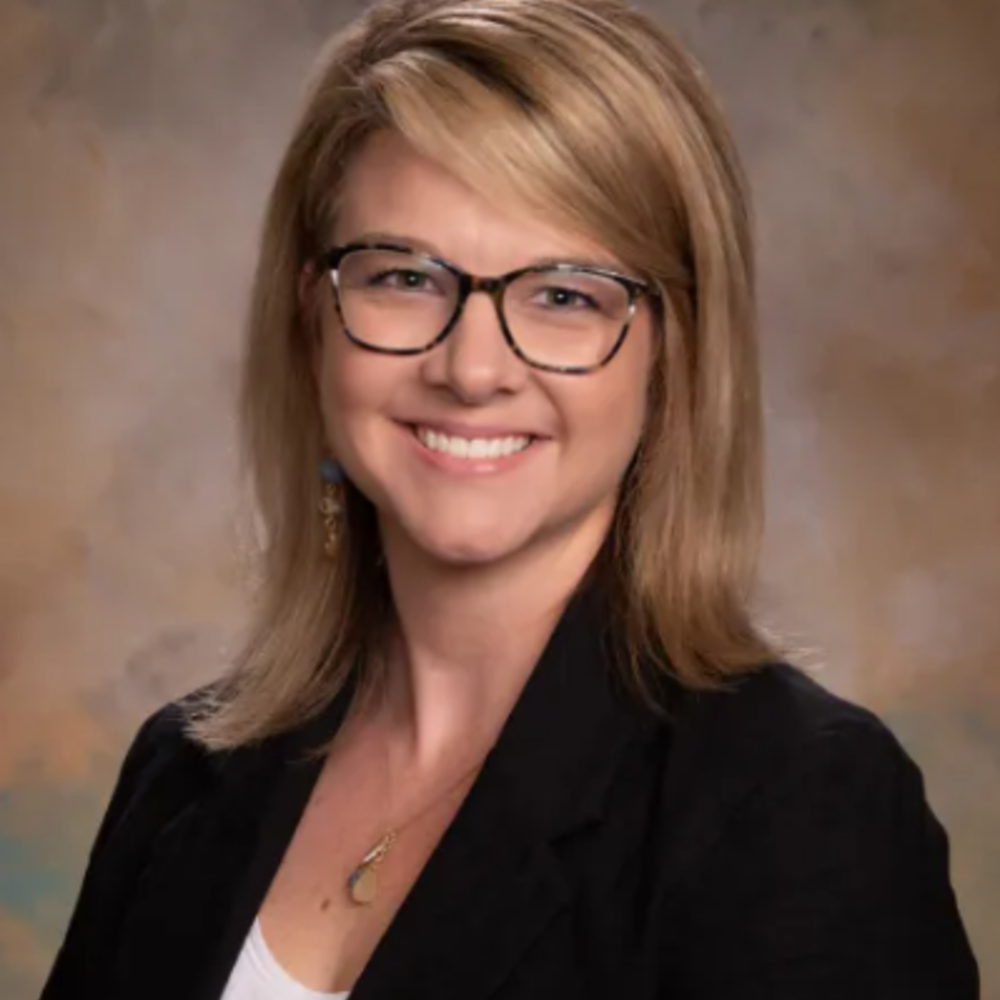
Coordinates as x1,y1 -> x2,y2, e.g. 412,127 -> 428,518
335,249 -> 458,351
503,269 -> 633,370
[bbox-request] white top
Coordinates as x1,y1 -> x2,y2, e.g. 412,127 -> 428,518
219,918 -> 350,1000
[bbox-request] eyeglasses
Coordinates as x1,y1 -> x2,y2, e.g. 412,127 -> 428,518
320,241 -> 656,375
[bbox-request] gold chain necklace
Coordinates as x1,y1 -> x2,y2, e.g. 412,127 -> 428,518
346,757 -> 484,906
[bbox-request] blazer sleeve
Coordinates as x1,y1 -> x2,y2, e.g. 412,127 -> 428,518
671,721 -> 980,1000
40,704 -> 182,998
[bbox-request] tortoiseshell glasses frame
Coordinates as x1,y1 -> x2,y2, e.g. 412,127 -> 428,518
319,241 -> 659,376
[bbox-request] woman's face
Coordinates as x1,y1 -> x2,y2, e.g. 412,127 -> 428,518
312,130 -> 654,570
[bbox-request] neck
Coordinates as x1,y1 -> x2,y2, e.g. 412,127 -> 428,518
376,513 -> 611,771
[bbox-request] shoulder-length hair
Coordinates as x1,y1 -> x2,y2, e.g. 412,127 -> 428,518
188,0 -> 776,750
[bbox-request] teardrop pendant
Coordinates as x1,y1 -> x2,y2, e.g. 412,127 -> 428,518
347,863 -> 379,905
347,831 -> 395,906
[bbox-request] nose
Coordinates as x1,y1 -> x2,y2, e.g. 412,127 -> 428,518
419,289 -> 526,404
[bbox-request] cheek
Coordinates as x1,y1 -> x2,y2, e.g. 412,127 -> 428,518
315,330 -> 382,453
315,324 -> 421,488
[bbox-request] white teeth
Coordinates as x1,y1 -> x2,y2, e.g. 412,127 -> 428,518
416,427 -> 532,460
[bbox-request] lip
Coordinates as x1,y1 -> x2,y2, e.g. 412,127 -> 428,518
398,420 -> 543,476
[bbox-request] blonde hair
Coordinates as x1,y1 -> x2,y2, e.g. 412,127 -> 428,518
188,0 -> 775,750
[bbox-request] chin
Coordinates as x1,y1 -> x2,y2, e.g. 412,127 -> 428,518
398,512 -> 538,568
415,528 -> 529,568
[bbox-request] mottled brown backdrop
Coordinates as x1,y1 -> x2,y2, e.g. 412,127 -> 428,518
0,0 -> 997,996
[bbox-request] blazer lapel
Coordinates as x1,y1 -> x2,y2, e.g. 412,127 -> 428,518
350,763 -> 571,1000
352,585 -> 648,1000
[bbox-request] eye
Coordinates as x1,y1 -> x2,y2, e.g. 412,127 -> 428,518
367,268 -> 437,292
533,286 -> 600,311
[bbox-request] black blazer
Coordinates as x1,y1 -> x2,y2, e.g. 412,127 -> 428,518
42,591 -> 979,999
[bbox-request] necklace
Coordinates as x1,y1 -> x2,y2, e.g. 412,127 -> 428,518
346,757 -> 484,906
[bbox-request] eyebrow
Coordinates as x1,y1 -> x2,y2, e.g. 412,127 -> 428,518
345,229 -> 626,273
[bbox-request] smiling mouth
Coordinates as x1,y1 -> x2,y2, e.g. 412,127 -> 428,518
411,425 -> 535,460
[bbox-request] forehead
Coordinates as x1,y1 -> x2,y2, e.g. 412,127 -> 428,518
333,130 -> 624,272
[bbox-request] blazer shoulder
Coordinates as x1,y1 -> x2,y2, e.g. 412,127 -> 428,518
123,685 -> 213,774
677,662 -> 892,764
657,668 -> 980,995
658,663 -> 908,885
91,685 -> 218,853
39,688 -> 222,998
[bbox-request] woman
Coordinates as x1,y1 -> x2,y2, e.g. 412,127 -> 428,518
41,0 -> 979,997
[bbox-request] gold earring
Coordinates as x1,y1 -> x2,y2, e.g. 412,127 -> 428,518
319,458 -> 344,557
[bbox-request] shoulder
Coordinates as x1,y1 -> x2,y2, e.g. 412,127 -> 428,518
118,685 -> 212,776
653,665 -> 980,995
657,663 -> 920,884
39,687 -> 233,996
90,686 -> 218,857
671,661 -> 903,778
681,660 -> 889,740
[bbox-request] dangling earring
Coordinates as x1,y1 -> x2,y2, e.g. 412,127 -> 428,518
319,458 -> 345,557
